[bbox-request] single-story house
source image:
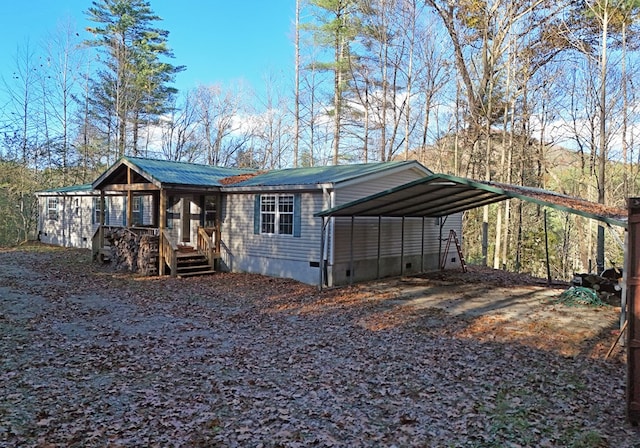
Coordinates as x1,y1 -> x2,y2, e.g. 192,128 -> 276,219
36,156 -> 463,286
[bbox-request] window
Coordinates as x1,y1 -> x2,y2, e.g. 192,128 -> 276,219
278,195 -> 294,235
132,196 -> 143,225
166,196 -> 176,229
260,194 -> 295,235
203,196 -> 217,228
261,195 -> 276,234
92,197 -> 109,224
133,196 -> 141,213
47,198 -> 59,220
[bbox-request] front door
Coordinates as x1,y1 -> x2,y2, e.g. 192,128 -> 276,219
202,195 -> 217,228
181,196 -> 191,243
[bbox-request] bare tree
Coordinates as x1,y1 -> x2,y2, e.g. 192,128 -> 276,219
161,90 -> 199,162
2,40 -> 42,166
193,84 -> 245,166
42,19 -> 86,183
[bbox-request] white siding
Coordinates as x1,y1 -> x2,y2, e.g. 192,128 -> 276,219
328,168 -> 464,285
38,194 -> 134,249
220,191 -> 324,284
39,195 -> 92,249
332,168 -> 427,264
334,168 -> 424,205
217,164 -> 463,286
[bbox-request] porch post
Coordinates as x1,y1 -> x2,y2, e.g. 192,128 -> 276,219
99,190 -> 105,255
159,188 -> 166,276
126,167 -> 133,227
215,195 -> 222,270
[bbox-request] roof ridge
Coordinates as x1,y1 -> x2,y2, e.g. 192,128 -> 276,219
124,155 -> 257,172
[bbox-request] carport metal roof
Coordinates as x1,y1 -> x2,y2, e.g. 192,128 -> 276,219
315,173 -> 628,228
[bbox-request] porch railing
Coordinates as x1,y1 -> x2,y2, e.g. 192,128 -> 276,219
197,226 -> 217,270
91,226 -> 102,260
94,224 -> 217,277
160,229 -> 178,277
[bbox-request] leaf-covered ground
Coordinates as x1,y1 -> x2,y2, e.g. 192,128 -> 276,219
1,244 -> 638,447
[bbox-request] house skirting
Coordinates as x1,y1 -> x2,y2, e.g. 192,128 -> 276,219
328,253 -> 445,286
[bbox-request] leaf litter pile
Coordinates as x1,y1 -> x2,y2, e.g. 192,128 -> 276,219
1,245 -> 638,447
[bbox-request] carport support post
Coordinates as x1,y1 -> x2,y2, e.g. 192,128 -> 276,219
544,210 -> 552,285
319,217 -> 328,290
421,216 -> 425,273
622,231 -> 628,339
377,216 -> 381,279
400,216 -> 405,276
438,218 -> 444,269
349,216 -> 354,285
627,198 -> 640,425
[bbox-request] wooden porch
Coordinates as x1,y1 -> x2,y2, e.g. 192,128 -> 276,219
92,163 -> 222,277
93,225 -> 221,277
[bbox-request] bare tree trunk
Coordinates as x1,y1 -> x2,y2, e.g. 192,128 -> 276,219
596,3 -> 609,274
294,0 -> 300,168
332,29 -> 342,165
404,0 -> 416,161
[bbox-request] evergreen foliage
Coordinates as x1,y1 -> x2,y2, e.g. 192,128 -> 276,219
85,0 -> 183,158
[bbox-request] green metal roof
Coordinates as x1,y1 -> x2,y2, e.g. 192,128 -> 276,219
316,173 -> 628,228
230,160 -> 427,187
36,184 -> 94,194
93,156 -> 257,189
124,156 -> 255,187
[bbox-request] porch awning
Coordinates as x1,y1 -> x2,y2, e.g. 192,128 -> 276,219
315,173 -> 628,228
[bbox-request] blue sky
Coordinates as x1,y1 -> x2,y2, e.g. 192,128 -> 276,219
0,1 -> 297,95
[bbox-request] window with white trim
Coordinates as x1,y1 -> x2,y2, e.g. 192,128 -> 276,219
261,194 -> 295,235
92,197 -> 109,224
47,198 -> 59,220
132,196 -> 143,225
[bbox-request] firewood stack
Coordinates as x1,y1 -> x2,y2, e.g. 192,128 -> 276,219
138,234 -> 159,276
572,270 -> 622,306
106,228 -> 159,275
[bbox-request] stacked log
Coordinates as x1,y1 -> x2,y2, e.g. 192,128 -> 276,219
572,272 -> 622,306
105,229 -> 159,275
106,228 -> 139,271
138,234 -> 159,276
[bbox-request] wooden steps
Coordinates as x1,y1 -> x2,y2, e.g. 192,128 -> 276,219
174,252 -> 215,278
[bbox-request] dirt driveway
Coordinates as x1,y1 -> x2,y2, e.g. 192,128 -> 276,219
0,244 -> 637,447
359,269 -> 623,358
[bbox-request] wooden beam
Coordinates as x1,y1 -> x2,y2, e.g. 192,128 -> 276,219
98,190 -> 105,261
126,167 -> 133,227
159,189 -> 166,276
215,194 -> 221,271
103,183 -> 160,192
627,198 -> 640,425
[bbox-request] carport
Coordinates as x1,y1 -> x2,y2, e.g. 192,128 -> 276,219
317,173 -> 626,289
317,172 -> 639,424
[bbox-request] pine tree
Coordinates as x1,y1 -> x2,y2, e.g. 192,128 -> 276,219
307,0 -> 358,165
85,0 -> 183,157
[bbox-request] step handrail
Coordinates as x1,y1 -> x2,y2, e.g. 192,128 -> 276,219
197,226 -> 216,269
91,225 -> 102,260
160,229 -> 178,277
